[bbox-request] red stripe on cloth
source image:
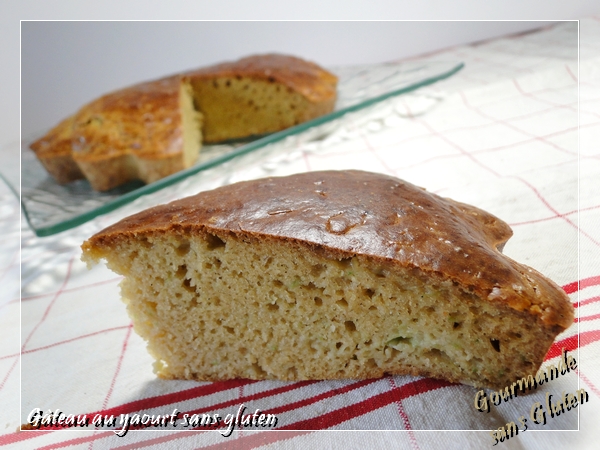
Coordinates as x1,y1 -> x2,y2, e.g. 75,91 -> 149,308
452,49 -> 535,74
0,430 -> 55,447
0,325 -> 133,362
198,431 -> 313,450
563,281 -> 579,294
396,401 -> 419,450
574,295 -> 600,308
36,432 -> 114,450
563,275 -> 600,294
98,325 -> 134,416
515,80 -> 579,115
21,257 -> 75,352
188,380 -> 321,419
565,64 -> 578,82
265,379 -> 379,417
388,377 -> 420,450
112,431 -> 209,450
509,203 -> 600,227
115,430 -> 313,450
512,177 -> 600,249
575,369 -> 600,399
417,120 -> 501,178
0,297 -> 19,311
459,90 -> 575,156
21,277 -> 123,302
278,377 -> 452,430
0,355 -> 18,393
0,257 -> 75,393
362,136 -> 396,176
545,330 -> 600,361
576,313 -> 600,323
545,335 -> 578,360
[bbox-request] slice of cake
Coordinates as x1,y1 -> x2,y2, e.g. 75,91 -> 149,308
186,54 -> 338,143
81,170 -> 573,389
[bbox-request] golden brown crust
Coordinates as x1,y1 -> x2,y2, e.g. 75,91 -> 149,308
83,170 -> 574,330
30,114 -> 74,158
71,76 -> 185,161
186,54 -> 338,103
29,115 -> 84,184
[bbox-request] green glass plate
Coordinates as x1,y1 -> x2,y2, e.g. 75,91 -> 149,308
18,61 -> 463,237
